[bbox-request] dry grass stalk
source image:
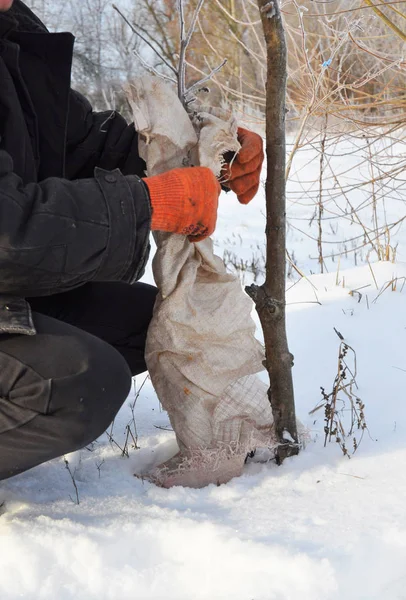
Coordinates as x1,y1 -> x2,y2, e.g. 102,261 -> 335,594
106,375 -> 149,458
372,275 -> 406,302
309,331 -> 368,457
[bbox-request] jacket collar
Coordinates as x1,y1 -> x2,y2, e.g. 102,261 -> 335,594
0,11 -> 18,40
0,1 -> 47,40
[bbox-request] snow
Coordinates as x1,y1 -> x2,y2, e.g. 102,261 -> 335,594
282,429 -> 295,443
2,137 -> 406,599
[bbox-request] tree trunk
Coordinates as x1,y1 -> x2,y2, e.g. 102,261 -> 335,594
246,0 -> 298,464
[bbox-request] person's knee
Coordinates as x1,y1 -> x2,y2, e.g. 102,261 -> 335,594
0,317 -> 134,478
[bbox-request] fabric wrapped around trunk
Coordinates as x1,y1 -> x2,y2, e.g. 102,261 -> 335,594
127,76 -> 276,488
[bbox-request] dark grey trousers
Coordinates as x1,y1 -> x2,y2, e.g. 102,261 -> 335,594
0,281 -> 157,481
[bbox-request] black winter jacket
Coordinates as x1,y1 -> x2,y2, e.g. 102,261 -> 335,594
0,1 -> 151,335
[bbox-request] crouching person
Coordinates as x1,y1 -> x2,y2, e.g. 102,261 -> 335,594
0,0 -> 263,481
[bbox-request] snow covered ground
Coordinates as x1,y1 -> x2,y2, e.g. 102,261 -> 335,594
1,138 -> 406,599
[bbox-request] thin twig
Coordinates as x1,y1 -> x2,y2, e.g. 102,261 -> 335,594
112,4 -> 177,75
132,48 -> 177,84
177,0 -> 206,103
64,457 -> 80,505
185,59 -> 227,97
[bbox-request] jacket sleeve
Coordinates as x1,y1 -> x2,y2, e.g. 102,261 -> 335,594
0,150 -> 151,297
65,90 -> 147,180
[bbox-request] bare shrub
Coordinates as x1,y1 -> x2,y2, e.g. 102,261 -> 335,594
309,329 -> 369,457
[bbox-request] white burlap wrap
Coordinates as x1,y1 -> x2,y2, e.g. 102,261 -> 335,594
128,76 -> 275,487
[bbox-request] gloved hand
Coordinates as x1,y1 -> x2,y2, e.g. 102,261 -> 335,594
223,127 -> 264,204
143,166 -> 221,242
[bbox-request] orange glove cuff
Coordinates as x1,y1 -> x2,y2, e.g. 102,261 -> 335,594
143,167 -> 220,241
143,169 -> 185,233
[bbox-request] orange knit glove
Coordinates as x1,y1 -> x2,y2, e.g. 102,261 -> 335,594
223,127 -> 264,204
143,166 -> 221,242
